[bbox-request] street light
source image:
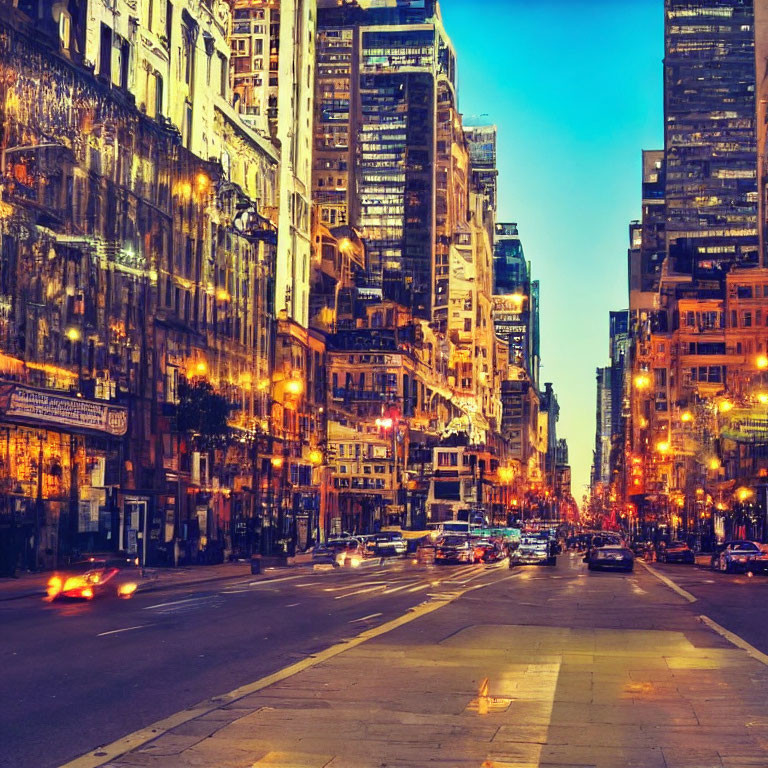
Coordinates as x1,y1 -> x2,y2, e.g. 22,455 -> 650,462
718,400 -> 733,413
634,374 -> 651,389
680,411 -> 693,423
656,441 -> 670,454
285,378 -> 304,396
757,355 -> 768,371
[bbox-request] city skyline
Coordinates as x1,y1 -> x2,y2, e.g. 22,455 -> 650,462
442,0 -> 664,494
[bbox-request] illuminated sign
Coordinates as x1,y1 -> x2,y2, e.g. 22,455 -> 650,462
0,385 -> 128,436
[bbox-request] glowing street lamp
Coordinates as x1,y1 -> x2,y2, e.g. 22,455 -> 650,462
65,327 -> 81,342
634,374 -> 651,390
285,378 -> 304,396
757,355 -> 768,371
718,400 -> 733,413
656,441 -> 670,454
308,449 -> 323,466
758,392 -> 768,405
375,417 -> 394,430
680,410 -> 693,423
736,486 -> 754,503
708,457 -> 721,471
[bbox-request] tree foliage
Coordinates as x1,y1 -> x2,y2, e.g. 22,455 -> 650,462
177,379 -> 231,450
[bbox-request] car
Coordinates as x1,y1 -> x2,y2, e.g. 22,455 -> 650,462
434,535 -> 475,564
312,538 -> 366,567
509,535 -> 556,567
745,545 -> 768,575
711,540 -> 762,573
587,545 -> 634,572
366,531 -> 407,557
658,540 -> 695,564
471,538 -> 505,563
47,556 -> 141,600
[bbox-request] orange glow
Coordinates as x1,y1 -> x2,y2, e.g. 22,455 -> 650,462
634,374 -> 651,389
195,361 -> 208,376
719,400 -> 733,413
118,582 -> 138,597
656,441 -> 670,454
736,486 -> 754,503
376,417 -> 394,429
81,587 -> 94,599
216,289 -> 231,302
46,576 -> 62,599
271,456 -> 284,469
680,411 -> 693,423
309,449 -> 323,465
285,379 -> 304,396
757,355 -> 768,370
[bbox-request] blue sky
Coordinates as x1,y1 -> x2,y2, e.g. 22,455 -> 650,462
440,0 -> 664,497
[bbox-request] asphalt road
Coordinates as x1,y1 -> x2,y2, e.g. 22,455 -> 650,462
3,552 -> 768,768
652,559 -> 768,654
0,558 -> 507,768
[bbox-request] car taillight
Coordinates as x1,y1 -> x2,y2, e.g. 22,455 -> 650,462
118,582 -> 138,597
47,576 -> 62,598
81,587 -> 94,599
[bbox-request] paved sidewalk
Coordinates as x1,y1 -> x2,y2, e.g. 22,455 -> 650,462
79,565 -> 768,768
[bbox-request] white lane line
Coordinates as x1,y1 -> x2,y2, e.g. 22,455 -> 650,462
349,612 -> 383,623
97,625 -> 146,637
334,585 -> 386,600
381,583 -> 416,595
144,597 -> 207,611
638,560 -> 697,603
249,575 -> 304,586
323,581 -> 387,593
407,582 -> 432,593
286,603 -> 300,608
699,615 -> 768,667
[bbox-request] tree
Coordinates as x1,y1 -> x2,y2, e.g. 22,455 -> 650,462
177,379 -> 231,451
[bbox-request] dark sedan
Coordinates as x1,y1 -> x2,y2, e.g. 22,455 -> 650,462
658,541 -> 695,564
587,546 -> 634,573
434,535 -> 474,564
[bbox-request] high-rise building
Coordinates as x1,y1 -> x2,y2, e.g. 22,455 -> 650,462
314,0 -> 455,318
230,0 -> 316,327
465,124 -> 498,214
664,0 -> 758,279
593,367 -> 613,488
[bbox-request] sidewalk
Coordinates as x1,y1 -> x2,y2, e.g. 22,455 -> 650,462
0,561 -> 254,602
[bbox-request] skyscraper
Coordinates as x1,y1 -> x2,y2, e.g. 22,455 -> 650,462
664,0 -> 758,279
465,124 -> 498,214
314,0 -> 455,318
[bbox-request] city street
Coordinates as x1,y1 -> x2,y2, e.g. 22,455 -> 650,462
4,555 -> 768,768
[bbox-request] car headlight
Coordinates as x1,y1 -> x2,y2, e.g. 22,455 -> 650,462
63,576 -> 87,592
46,576 -> 62,598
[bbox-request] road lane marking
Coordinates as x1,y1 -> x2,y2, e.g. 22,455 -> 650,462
97,625 -> 146,637
349,612 -> 382,623
638,560 -> 697,603
381,583 -> 415,594
143,597 -> 208,610
248,575 -> 305,586
699,615 -> 768,667
333,585 -> 386,600
286,603 -> 300,608
406,582 -> 432,593
59,568 -> 518,768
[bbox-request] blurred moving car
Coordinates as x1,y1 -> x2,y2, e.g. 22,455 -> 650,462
366,531 -> 407,557
312,537 -> 366,567
657,540 -> 695,564
509,535 -> 556,567
711,540 -> 762,573
471,538 -> 504,563
47,556 -> 141,600
587,545 -> 634,572
434,535 -> 475,564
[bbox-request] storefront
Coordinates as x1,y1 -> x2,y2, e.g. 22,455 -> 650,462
0,384 -> 127,572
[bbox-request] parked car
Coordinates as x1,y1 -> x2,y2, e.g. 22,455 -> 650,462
745,545 -> 768,575
366,532 -> 407,557
658,540 -> 695,564
711,540 -> 762,573
434,535 -> 475,564
587,545 -> 634,573
47,556 -> 141,600
471,538 -> 505,563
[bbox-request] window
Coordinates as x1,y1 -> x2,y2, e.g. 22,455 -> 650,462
744,311 -> 753,328
437,452 -> 458,467
99,23 -> 112,81
463,318 -> 472,333
218,53 -> 227,97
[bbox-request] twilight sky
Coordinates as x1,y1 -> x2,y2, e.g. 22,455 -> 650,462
440,0 -> 664,498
